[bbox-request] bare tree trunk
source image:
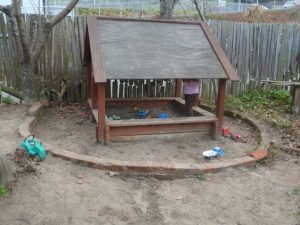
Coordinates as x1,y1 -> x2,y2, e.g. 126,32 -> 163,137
191,0 -> 206,21
20,63 -> 37,100
159,0 -> 179,19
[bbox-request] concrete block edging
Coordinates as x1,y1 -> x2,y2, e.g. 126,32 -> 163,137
18,102 -> 269,177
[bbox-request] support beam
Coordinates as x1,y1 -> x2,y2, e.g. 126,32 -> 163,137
216,79 -> 226,132
292,86 -> 300,114
87,64 -> 92,98
97,83 -> 106,143
175,79 -> 181,97
91,76 -> 97,109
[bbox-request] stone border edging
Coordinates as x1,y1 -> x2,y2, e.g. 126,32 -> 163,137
50,147 -> 257,176
18,102 -> 45,138
18,102 -> 269,177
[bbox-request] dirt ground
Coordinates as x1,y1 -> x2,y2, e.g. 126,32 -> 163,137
0,105 -> 29,156
34,105 -> 259,163
0,104 -> 300,225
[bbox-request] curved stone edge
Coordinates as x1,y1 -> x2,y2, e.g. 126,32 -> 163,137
19,102 -> 269,177
49,146 -> 256,177
18,102 -> 46,138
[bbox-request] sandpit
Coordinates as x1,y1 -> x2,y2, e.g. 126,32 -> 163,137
33,104 -> 259,164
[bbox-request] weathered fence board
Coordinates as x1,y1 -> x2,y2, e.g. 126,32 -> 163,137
0,14 -> 299,103
207,20 -> 300,102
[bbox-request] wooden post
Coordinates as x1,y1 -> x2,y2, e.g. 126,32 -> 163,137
87,64 -> 92,99
175,79 -> 181,97
216,79 -> 226,133
91,76 -> 98,109
97,83 -> 106,143
292,85 -> 300,114
90,75 -> 94,105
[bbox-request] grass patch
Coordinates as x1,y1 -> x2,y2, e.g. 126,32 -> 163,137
2,96 -> 14,105
0,185 -> 9,198
225,89 -> 292,128
195,172 -> 206,181
292,186 -> 300,196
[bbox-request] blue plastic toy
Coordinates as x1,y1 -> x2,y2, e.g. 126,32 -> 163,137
21,135 -> 46,161
159,113 -> 169,119
137,110 -> 149,118
213,146 -> 224,157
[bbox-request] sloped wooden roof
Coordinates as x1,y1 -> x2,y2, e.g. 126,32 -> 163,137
84,16 -> 239,83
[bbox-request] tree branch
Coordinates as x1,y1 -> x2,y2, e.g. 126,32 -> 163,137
13,0 -> 31,64
32,0 -> 79,62
10,16 -> 24,61
191,0 -> 205,21
50,0 -> 79,28
0,4 -> 24,61
0,4 -> 11,16
31,23 -> 51,62
29,19 -> 39,54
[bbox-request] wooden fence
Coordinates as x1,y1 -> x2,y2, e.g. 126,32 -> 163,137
0,14 -> 299,102
206,20 -> 300,102
0,14 -> 86,102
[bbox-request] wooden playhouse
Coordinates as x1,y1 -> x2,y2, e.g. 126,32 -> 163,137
84,16 -> 239,144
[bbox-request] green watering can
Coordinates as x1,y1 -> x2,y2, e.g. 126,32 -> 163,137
20,135 -> 46,161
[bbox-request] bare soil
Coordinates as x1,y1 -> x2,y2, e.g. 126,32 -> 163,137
33,104 -> 259,163
0,105 -> 29,156
0,104 -> 299,225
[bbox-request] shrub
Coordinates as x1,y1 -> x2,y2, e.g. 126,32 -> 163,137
225,89 -> 292,128
0,185 -> 9,198
225,89 -> 292,113
2,96 -> 14,105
